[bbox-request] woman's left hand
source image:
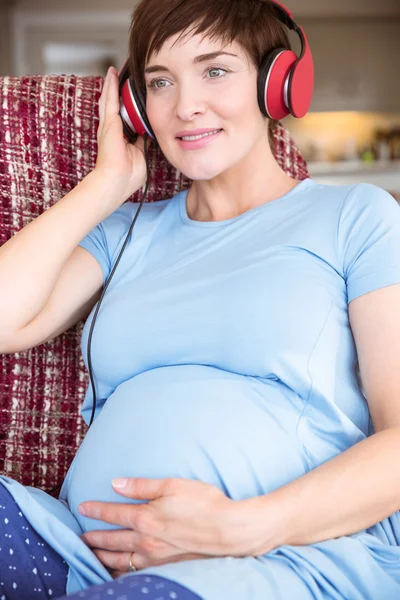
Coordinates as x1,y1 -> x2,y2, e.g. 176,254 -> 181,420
78,477 -> 247,578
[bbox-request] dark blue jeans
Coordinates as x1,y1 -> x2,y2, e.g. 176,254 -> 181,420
0,484 -> 202,600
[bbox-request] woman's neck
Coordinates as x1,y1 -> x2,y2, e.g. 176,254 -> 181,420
186,171 -> 301,223
185,132 -> 302,222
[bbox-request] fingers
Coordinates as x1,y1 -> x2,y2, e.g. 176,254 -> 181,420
82,528 -> 183,574
82,527 -> 167,557
82,528 -> 137,552
92,547 -> 154,574
97,67 -> 119,141
104,66 -> 121,121
97,69 -> 110,141
91,548 -> 136,574
92,546 -> 186,575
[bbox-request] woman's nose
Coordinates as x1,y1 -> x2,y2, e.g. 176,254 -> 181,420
175,83 -> 206,121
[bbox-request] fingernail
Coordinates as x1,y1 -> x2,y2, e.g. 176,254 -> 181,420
112,478 -> 128,489
78,504 -> 88,516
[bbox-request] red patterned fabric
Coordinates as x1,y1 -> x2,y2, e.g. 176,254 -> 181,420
0,74 -> 309,495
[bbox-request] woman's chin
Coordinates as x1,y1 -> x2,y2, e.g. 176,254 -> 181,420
156,142 -> 224,181
179,164 -> 224,181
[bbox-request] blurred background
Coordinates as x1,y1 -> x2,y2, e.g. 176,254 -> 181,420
0,0 -> 399,197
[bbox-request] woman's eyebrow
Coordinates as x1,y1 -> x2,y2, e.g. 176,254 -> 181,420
144,51 -> 238,75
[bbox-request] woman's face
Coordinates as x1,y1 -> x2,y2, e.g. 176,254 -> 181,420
144,31 -> 269,181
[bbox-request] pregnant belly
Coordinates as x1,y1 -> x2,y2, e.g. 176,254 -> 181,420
64,365 -> 308,533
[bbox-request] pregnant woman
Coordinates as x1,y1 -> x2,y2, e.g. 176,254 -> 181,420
2,1 -> 400,599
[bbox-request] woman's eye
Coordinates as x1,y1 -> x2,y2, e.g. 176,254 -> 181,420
208,67 -> 227,78
147,67 -> 228,90
148,79 -> 169,90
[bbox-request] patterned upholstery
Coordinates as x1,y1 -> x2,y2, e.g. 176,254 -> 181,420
0,74 -> 310,495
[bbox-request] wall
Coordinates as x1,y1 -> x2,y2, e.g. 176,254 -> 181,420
13,0 -> 400,16
284,0 -> 400,17
301,18 -> 399,113
0,0 -> 15,76
285,112 -> 400,162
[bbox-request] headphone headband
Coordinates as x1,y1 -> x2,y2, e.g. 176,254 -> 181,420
270,1 -> 296,30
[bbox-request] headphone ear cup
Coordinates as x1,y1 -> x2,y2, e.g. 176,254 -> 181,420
286,39 -> 314,118
258,47 -> 298,120
119,61 -> 155,142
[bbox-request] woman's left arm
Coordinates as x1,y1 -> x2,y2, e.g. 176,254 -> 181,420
245,283 -> 400,554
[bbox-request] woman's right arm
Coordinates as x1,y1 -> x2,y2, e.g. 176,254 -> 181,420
0,66 -> 148,354
0,171 -> 129,354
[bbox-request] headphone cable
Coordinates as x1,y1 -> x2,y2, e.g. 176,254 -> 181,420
87,132 -> 151,428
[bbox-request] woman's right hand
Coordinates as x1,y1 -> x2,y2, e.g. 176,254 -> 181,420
94,66 -> 149,204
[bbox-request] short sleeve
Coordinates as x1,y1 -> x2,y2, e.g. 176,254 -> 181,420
337,183 -> 400,304
77,202 -> 135,283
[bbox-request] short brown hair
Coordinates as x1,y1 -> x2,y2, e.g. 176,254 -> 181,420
128,0 -> 291,149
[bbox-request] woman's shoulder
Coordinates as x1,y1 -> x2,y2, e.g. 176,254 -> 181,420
308,179 -> 397,209
106,194 -> 177,230
303,180 -> 399,227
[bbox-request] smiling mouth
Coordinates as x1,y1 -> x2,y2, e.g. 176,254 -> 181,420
178,129 -> 223,141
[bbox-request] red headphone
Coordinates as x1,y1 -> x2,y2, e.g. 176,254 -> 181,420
118,0 -> 314,143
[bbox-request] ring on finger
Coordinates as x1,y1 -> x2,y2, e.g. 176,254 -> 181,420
128,551 -> 138,572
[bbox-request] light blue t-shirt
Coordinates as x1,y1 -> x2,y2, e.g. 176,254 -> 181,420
3,177 -> 400,598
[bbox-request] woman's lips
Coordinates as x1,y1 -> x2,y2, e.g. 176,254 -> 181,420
177,129 -> 223,150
